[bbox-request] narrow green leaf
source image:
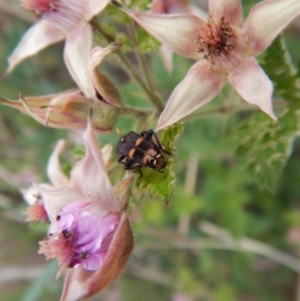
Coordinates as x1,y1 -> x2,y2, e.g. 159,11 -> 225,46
20,261 -> 58,301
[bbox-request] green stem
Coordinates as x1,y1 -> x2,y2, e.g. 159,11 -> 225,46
127,23 -> 165,112
90,19 -> 165,113
121,105 -> 151,118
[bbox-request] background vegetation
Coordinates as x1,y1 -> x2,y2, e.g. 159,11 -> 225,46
1,0 -> 300,300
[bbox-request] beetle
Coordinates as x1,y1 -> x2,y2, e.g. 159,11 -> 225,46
116,129 -> 171,172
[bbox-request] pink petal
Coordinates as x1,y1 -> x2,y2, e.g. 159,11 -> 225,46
70,119 -> 119,214
85,0 -> 112,20
7,19 -> 65,73
156,60 -> 225,130
244,0 -> 300,56
227,56 -> 276,120
151,0 -> 190,14
114,2 -> 204,60
38,186 -> 87,223
158,44 -> 174,73
209,0 -> 243,26
47,140 -> 69,188
64,23 -> 94,98
75,214 -> 120,252
60,213 -> 133,301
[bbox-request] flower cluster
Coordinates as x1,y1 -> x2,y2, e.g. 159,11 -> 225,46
2,0 -> 300,300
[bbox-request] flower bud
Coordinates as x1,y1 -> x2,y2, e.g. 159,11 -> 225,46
0,90 -> 120,133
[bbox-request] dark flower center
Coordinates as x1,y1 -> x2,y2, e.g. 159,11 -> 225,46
196,16 -> 236,65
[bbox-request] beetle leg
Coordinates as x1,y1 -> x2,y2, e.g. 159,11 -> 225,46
142,130 -> 172,155
124,159 -> 142,170
150,166 -> 164,173
140,130 -> 153,140
118,155 -> 127,164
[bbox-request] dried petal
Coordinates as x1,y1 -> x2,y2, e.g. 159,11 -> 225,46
90,43 -> 123,107
0,90 -> 120,133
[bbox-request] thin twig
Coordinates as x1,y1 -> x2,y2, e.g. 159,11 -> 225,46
200,221 -> 300,274
90,19 -> 165,113
127,23 -> 165,112
121,105 -> 151,118
177,155 -> 199,235
0,265 -> 45,284
127,262 -> 174,288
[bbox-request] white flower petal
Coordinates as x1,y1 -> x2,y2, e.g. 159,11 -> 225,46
114,2 -> 204,60
64,23 -> 94,98
158,44 -> 174,73
244,0 -> 300,56
156,60 -> 225,130
38,185 -> 86,222
85,0 -> 112,20
21,184 -> 51,205
47,140 -> 69,188
227,56 -> 277,120
7,19 -> 65,73
209,0 -> 243,26
70,118 -> 119,213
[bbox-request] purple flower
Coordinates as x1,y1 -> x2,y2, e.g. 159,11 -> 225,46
26,120 -> 133,301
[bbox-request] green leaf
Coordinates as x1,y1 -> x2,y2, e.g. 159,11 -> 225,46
213,283 -> 238,301
136,123 -> 184,202
129,0 -> 152,11
235,36 -> 300,191
136,26 -> 160,54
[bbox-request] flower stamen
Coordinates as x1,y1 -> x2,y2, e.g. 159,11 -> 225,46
197,16 -> 235,64
196,16 -> 249,72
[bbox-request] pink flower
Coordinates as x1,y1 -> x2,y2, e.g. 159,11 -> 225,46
7,0 -> 111,88
151,0 -> 207,73
113,0 -> 300,129
26,120 -> 133,301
